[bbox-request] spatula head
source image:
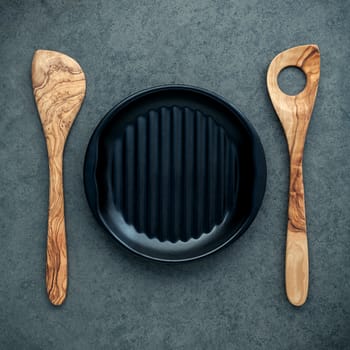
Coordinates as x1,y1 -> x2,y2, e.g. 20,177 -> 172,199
32,50 -> 86,144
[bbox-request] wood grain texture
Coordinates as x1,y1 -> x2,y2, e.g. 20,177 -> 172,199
267,45 -> 320,306
32,50 -> 86,305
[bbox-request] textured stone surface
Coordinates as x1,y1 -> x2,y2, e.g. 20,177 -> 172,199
0,0 -> 349,349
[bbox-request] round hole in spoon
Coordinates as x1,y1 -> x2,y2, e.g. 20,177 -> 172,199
277,66 -> 306,96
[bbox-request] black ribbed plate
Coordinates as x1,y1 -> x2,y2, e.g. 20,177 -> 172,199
84,85 -> 266,262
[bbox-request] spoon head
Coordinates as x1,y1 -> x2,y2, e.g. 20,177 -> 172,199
266,45 -> 320,150
32,50 -> 86,143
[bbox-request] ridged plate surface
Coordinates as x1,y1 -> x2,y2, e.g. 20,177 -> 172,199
84,85 -> 266,261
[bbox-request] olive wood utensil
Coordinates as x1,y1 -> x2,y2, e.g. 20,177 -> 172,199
32,50 -> 86,305
267,44 -> 320,306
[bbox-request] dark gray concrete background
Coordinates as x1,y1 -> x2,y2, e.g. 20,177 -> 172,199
1,0 -> 349,349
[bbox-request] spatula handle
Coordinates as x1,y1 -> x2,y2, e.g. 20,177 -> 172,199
286,161 -> 308,306
46,152 -> 67,305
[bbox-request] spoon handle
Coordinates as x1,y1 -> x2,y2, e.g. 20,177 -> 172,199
46,152 -> 67,305
286,156 -> 308,306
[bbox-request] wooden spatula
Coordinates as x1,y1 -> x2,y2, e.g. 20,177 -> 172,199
32,50 -> 86,305
267,45 -> 320,306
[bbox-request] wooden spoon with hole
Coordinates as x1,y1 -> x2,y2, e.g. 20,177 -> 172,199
32,50 -> 86,305
267,44 -> 320,306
